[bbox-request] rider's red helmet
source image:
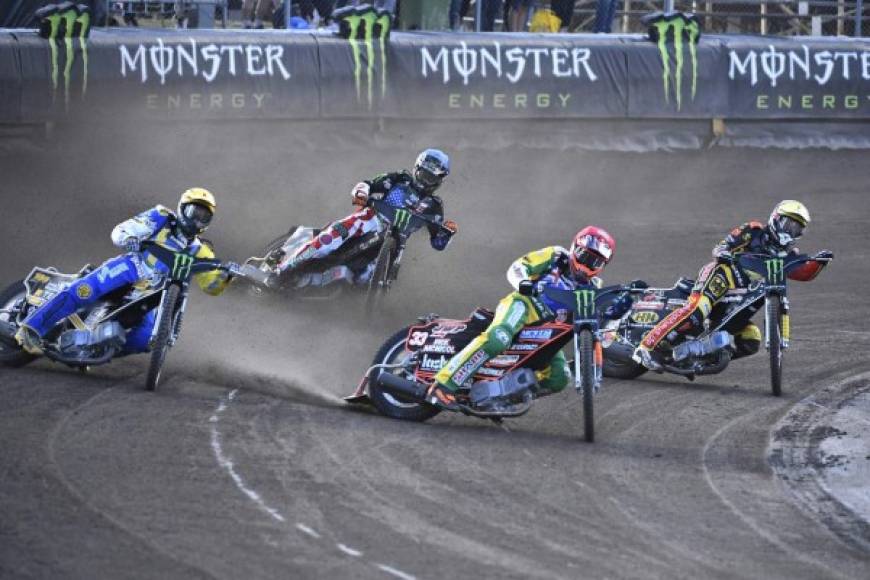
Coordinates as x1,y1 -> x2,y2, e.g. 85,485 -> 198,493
569,226 -> 615,278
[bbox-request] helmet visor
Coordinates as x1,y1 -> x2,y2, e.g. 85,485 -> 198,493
776,215 -> 805,239
573,248 -> 607,272
183,203 -> 213,230
415,166 -> 442,189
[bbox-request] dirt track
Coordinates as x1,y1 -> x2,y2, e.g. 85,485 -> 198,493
1,127 -> 869,579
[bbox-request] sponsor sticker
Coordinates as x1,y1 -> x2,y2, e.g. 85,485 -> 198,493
477,367 -> 506,378
631,311 -> 660,325
508,343 -> 539,352
422,341 -> 456,355
489,354 -> 520,367
518,328 -> 553,341
493,327 -> 511,347
452,349 -> 487,385
75,283 -> 93,300
634,301 -> 665,311
506,302 -> 526,327
420,354 -> 449,371
431,323 -> 466,338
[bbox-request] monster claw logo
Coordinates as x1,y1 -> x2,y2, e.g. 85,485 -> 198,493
393,209 -> 411,231
38,3 -> 91,109
575,289 -> 595,319
645,12 -> 700,112
336,5 -> 392,110
171,254 -> 194,281
765,258 -> 784,284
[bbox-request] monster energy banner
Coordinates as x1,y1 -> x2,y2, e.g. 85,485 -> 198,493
15,28 -> 321,121
2,28 -> 870,122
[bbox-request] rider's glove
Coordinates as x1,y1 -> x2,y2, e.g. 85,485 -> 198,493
518,279 -> 537,297
814,249 -> 834,261
628,279 -> 649,290
716,250 -> 734,265
123,237 -> 140,253
224,262 -> 242,279
604,293 -> 633,319
351,182 -> 370,207
442,220 -> 458,236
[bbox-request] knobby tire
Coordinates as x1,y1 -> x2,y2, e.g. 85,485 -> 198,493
145,284 -> 180,392
768,295 -> 784,397
579,329 -> 596,442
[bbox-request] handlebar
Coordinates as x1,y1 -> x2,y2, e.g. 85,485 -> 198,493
369,198 -> 453,236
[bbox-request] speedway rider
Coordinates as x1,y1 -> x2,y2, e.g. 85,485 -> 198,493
633,200 -> 831,371
15,188 -> 234,355
267,149 -> 458,287
426,227 -> 622,410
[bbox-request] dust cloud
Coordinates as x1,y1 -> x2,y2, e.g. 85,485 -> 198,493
2,120 -> 867,400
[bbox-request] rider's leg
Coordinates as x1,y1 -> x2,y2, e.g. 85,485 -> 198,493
20,255 -> 141,339
433,292 -> 541,393
536,351 -> 570,394
732,322 -> 762,359
277,207 -> 380,274
635,262 -> 736,369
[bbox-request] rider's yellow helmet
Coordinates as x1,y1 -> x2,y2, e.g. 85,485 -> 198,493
177,188 -> 216,237
769,200 -> 810,247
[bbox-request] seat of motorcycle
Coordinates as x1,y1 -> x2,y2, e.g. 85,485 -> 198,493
664,277 -> 695,299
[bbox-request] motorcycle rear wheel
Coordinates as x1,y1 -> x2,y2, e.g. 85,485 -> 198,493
0,280 -> 37,368
368,325 -> 440,422
145,284 -> 180,392
768,295 -> 784,397
579,329 -> 596,442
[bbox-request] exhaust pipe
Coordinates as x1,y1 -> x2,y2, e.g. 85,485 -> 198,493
377,372 -> 429,401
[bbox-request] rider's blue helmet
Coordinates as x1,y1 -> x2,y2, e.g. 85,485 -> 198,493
414,149 -> 450,192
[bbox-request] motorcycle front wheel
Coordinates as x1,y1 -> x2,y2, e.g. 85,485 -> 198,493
767,295 -> 784,397
145,284 -> 180,392
365,236 -> 395,312
578,329 -> 596,443
368,325 -> 440,422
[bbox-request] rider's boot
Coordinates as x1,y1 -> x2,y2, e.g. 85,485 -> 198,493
425,382 -> 460,411
15,324 -> 43,355
633,345 -> 663,372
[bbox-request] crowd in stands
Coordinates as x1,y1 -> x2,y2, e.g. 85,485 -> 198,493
93,0 -> 582,32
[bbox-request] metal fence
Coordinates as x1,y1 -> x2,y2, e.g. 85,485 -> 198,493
575,0 -> 868,36
101,0 -> 868,36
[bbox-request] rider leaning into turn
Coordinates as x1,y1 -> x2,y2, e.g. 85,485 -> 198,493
15,188 -> 234,355
426,227 -> 619,411
633,199 -> 818,371
268,149 -> 458,287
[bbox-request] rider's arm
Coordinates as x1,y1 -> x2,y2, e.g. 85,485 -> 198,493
365,171 -> 407,195
506,247 -> 561,291
192,242 -> 231,296
712,221 -> 762,258
110,206 -> 171,248
422,196 -> 454,251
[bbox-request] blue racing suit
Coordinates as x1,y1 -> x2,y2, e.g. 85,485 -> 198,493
21,205 -> 230,353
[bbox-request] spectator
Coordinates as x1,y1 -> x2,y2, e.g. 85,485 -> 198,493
449,0 -> 471,30
550,0 -> 573,31
480,0 -> 503,31
243,0 -> 274,28
507,0 -> 532,31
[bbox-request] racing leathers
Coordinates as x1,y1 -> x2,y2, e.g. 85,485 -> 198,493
273,171 -> 455,288
638,221 -> 793,360
433,246 -> 601,396
19,205 -> 231,353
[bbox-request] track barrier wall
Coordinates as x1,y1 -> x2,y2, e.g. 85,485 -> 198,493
0,29 -> 868,142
